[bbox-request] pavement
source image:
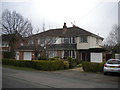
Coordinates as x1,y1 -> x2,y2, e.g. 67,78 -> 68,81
2,67 -> 120,88
69,67 -> 84,72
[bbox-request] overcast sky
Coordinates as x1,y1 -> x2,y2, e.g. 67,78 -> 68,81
1,0 -> 119,39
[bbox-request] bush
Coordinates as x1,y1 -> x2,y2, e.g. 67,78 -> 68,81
63,61 -> 69,69
98,62 -> 105,72
3,52 -> 13,58
2,59 -> 34,68
49,56 -> 60,61
67,57 -> 77,68
76,64 -> 82,67
82,61 -> 105,72
38,55 -> 48,60
2,59 -> 64,71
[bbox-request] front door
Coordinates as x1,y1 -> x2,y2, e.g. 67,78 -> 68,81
81,52 -> 86,61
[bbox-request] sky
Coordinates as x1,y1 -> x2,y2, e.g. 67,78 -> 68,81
1,0 -> 119,39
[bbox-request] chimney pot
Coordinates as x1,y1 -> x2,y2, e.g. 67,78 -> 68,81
63,22 -> 67,33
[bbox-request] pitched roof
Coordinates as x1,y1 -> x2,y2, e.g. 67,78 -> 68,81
28,26 -> 104,40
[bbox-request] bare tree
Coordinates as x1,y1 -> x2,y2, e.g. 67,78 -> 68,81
104,25 -> 120,53
104,25 -> 120,46
2,9 -> 33,58
2,9 -> 33,37
29,35 -> 58,60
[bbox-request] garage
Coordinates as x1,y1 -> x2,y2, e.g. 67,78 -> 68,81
24,52 -> 32,60
90,53 -> 103,63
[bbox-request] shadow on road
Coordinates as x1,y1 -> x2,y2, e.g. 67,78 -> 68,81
105,73 -> 120,77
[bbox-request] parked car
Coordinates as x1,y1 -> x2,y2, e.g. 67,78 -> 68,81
103,59 -> 120,75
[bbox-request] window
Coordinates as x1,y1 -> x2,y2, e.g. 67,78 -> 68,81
80,36 -> 87,43
96,38 -> 99,45
64,50 -> 76,58
48,51 -> 57,58
2,42 -> 9,47
50,37 -> 56,44
107,60 -> 120,64
62,37 -> 76,44
40,39 -> 45,44
64,37 -> 69,44
71,37 -> 75,43
28,40 -> 34,45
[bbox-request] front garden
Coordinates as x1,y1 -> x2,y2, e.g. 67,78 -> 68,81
2,57 -> 105,72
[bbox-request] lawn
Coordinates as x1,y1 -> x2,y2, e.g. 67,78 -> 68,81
2,64 -> 37,71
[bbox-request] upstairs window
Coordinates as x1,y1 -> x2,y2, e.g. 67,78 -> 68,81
71,37 -> 75,44
49,37 -> 56,44
64,37 -> 69,44
2,42 -> 9,47
62,37 -> 76,44
40,39 -> 45,44
28,40 -> 34,45
80,36 -> 87,43
96,38 -> 99,45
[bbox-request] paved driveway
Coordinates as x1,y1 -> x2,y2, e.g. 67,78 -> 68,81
2,67 -> 120,88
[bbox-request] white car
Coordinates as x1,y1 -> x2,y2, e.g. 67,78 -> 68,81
103,59 -> 120,75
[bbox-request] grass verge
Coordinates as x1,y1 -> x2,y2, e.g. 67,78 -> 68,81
2,64 -> 37,71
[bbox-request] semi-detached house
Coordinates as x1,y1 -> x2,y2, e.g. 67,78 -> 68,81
16,23 -> 104,62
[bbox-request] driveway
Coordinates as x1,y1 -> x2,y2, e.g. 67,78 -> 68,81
2,67 -> 120,88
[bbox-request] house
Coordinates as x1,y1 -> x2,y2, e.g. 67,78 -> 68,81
0,34 -> 10,58
1,34 -> 26,58
15,46 -> 35,60
16,23 -> 104,62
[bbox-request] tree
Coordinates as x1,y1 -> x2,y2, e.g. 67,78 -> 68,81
2,9 -> 33,58
104,25 -> 120,46
104,25 -> 120,53
28,35 -> 59,60
2,9 -> 33,37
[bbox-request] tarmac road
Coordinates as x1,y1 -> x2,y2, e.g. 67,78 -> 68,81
2,67 -> 120,88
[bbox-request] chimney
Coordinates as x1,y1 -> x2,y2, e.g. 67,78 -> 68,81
63,22 -> 67,33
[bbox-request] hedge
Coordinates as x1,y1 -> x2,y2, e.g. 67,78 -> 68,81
82,61 -> 105,72
2,59 -> 64,71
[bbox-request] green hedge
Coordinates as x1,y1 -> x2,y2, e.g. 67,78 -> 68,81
82,61 -> 105,72
2,59 -> 64,71
33,60 -> 64,71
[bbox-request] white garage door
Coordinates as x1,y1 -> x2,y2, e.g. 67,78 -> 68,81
24,52 -> 32,60
90,53 -> 102,63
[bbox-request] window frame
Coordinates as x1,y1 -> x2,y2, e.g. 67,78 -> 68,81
79,36 -> 88,43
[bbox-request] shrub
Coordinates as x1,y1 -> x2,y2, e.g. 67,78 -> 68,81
49,56 -> 60,61
3,52 -> 13,58
33,60 -> 64,71
2,59 -> 64,71
67,57 -> 77,68
76,64 -> 82,67
98,62 -> 105,72
63,61 -> 69,69
82,61 -> 104,72
38,55 -> 48,60
2,59 -> 34,68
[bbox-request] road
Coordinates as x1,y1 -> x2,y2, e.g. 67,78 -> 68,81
2,67 -> 120,88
